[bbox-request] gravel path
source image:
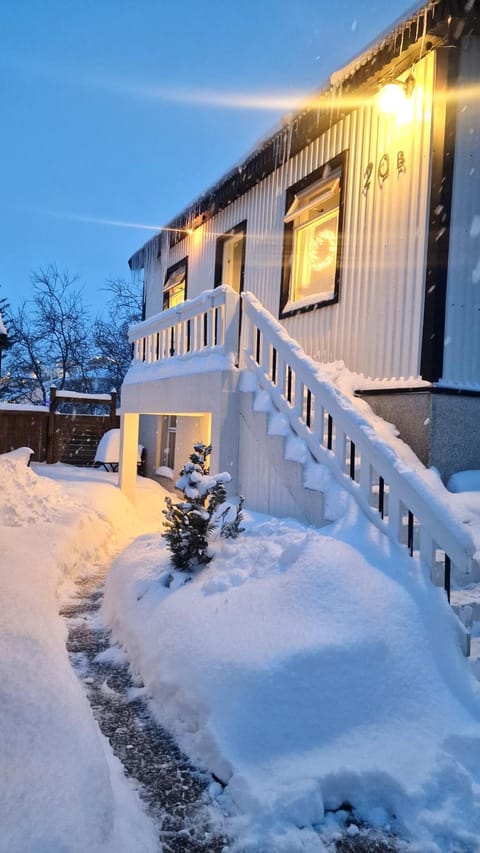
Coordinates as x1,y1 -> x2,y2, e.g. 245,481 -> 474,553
60,568 -> 230,853
61,567 -> 403,853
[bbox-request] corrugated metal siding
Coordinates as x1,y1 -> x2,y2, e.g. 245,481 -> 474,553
442,36 -> 480,387
145,51 -> 435,380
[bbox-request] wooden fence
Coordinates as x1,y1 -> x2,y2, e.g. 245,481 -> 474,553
0,390 -> 119,466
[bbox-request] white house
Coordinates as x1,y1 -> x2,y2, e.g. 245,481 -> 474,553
119,0 -> 480,609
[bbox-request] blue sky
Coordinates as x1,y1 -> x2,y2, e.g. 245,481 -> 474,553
0,0 -> 413,314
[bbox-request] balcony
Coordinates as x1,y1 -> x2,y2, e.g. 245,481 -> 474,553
128,285 -> 240,370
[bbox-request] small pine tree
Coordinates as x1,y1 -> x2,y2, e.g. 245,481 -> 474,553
162,442 -> 234,571
163,496 -> 212,570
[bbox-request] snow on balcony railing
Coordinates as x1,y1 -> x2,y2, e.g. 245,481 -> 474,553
129,286 -> 240,364
241,291 -> 478,613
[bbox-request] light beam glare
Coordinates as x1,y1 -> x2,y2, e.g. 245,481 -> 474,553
36,208 -> 187,233
3,51 -> 480,113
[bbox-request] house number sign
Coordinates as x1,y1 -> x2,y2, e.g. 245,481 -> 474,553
362,150 -> 406,194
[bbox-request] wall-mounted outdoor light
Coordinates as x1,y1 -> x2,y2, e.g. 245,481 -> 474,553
377,74 -> 415,119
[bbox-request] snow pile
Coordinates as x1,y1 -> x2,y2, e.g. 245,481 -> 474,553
0,451 -> 166,853
0,447 -> 68,526
104,504 -> 480,852
448,469 -> 480,493
94,427 -> 143,465
124,350 -> 236,384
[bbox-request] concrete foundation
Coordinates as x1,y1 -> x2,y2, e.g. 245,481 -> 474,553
357,388 -> 480,483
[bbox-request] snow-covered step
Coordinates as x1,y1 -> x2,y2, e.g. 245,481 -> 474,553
450,586 -> 480,628
238,391 -> 326,527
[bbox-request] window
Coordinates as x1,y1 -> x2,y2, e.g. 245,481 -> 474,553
280,152 -> 346,318
159,415 -> 177,470
214,221 -> 247,294
163,258 -> 187,309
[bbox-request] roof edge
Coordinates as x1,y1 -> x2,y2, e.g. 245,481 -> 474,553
129,0 -> 478,269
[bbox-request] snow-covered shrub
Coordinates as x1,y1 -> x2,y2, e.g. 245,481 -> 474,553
162,442 -> 242,571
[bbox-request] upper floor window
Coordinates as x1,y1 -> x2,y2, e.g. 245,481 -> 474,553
214,221 -> 247,294
280,152 -> 346,318
163,258 -> 187,309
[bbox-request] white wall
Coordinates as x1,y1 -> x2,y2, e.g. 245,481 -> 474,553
122,367 -> 240,492
143,51 -> 435,382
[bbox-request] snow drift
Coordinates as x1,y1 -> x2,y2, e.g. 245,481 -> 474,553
104,501 -> 480,852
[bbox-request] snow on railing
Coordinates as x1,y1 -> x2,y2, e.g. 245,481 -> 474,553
129,286 -> 240,364
241,292 -> 478,604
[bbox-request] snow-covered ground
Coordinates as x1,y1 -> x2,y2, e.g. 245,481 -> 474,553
3,449 -> 480,851
104,498 -> 480,851
0,449 -> 164,853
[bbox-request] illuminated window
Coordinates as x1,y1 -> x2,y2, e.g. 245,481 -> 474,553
163,259 -> 187,309
280,152 -> 346,318
214,221 -> 246,294
163,258 -> 188,356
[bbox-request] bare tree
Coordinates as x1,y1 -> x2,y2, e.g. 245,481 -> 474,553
93,276 -> 143,393
1,266 -> 92,404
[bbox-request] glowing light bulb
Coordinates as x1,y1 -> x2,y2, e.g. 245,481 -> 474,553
377,83 -> 407,114
377,76 -> 416,124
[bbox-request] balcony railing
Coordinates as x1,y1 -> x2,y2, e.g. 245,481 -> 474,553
129,285 -> 240,365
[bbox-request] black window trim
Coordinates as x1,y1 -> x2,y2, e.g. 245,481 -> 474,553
163,256 -> 188,310
279,150 -> 348,320
214,220 -> 247,291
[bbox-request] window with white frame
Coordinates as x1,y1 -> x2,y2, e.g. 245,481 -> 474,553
280,153 -> 346,317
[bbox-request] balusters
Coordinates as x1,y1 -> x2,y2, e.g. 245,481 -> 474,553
419,529 -> 435,571
313,400 -> 325,445
335,427 -> 346,472
276,355 -> 285,399
216,305 -> 225,348
178,319 -> 186,356
359,459 -> 372,505
196,314 -> 203,350
147,334 -> 155,363
161,328 -> 169,359
206,308 -> 214,347
295,380 -> 304,419
387,494 -> 403,541
261,336 -> 269,375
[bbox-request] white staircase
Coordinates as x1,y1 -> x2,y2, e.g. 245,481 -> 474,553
238,385 -> 348,528
240,292 -> 480,613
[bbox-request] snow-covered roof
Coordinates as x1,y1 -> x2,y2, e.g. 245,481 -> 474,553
129,0 -> 478,271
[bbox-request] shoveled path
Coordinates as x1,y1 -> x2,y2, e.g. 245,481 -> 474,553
61,567 -> 401,853
60,567 -> 229,853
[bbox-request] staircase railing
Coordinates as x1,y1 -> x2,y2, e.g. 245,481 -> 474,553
129,286 -> 240,365
242,291 -> 477,600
